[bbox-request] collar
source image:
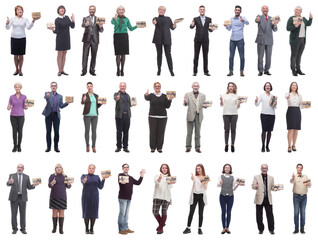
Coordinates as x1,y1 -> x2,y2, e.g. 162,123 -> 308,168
193,91 -> 199,95
158,15 -> 164,17
58,15 -> 64,19
223,173 -> 232,177
200,15 -> 205,18
52,92 -> 57,96
154,92 -> 162,97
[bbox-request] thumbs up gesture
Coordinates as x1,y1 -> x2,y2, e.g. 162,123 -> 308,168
115,13 -> 118,21
46,92 -> 50,98
145,89 -> 149,96
240,16 -> 245,22
255,96 -> 258,103
191,20 -> 195,27
219,179 -> 223,186
51,177 -> 56,186
6,16 -> 10,25
83,175 -> 88,184
191,173 -> 194,181
116,92 -> 121,101
286,93 -> 290,99
71,13 -> 75,22
85,19 -> 89,27
292,172 -> 295,180
9,176 -> 14,184
158,174 -> 162,182
256,14 -> 260,23
82,94 -> 87,102
309,12 -> 313,19
255,182 -> 259,189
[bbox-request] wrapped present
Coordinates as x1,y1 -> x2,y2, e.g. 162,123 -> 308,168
131,97 -> 137,106
293,17 -> 303,23
200,175 -> 210,183
65,96 -> 74,103
174,18 -> 184,23
236,178 -> 245,186
166,176 -> 177,184
98,97 -> 107,104
96,17 -> 105,24
119,175 -> 129,184
32,178 -> 42,184
203,100 -> 212,108
274,184 -> 284,190
269,96 -> 277,106
301,101 -> 311,108
101,170 -> 111,178
210,23 -> 218,29
47,22 -> 55,28
224,20 -> 232,26
136,21 -> 146,28
166,91 -> 176,99
25,99 -> 35,107
238,96 -> 248,103
64,177 -> 74,184
32,12 -> 41,19
271,15 -> 280,24
303,179 -> 311,185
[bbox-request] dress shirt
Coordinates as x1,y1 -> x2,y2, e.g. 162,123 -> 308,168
9,94 -> 27,116
217,174 -> 236,190
90,16 -> 95,26
17,173 -> 23,194
286,93 -> 302,107
226,16 -> 249,41
290,174 -> 311,195
153,174 -> 173,202
6,16 -> 34,38
200,15 -> 206,26
222,93 -> 239,115
255,92 -> 276,115
52,93 -> 58,112
299,22 -> 305,38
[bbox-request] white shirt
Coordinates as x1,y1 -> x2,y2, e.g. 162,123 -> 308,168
255,92 -> 276,115
153,174 -> 172,202
299,22 -> 305,38
286,93 -> 302,107
189,176 -> 208,205
17,173 -> 23,194
6,16 -> 34,38
217,174 -> 236,190
222,93 -> 239,115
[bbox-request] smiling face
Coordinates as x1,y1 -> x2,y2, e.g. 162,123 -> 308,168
87,83 -> 93,92
14,84 -> 21,93
294,7 -> 302,17
58,7 -> 65,16
89,6 -> 96,16
192,83 -> 200,92
17,164 -> 24,174
88,165 -> 95,174
117,7 -> 125,16
158,7 -> 166,16
296,165 -> 303,175
228,83 -> 234,93
122,164 -> 129,174
235,7 -> 241,17
261,5 -> 269,16
119,82 -> 126,92
161,164 -> 168,175
261,165 -> 268,175
154,83 -> 161,93
16,7 -> 23,17
291,82 -> 298,92
196,166 -> 202,176
50,83 -> 58,92
199,7 -> 205,16
224,165 -> 231,174
56,165 -> 63,174
265,83 -> 271,92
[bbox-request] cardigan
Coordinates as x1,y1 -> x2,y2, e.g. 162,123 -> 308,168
286,16 -> 312,45
81,92 -> 102,115
144,93 -> 171,116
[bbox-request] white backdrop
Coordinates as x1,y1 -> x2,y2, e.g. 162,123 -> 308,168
0,0 -> 316,239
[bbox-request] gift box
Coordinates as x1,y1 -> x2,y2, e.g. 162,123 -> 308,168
25,99 -> 34,107
269,96 -> 277,106
130,97 -> 137,106
98,97 -> 107,104
200,175 -> 210,183
101,170 -> 111,177
96,17 -> 105,24
65,96 -> 74,103
64,177 -> 74,184
136,21 -> 146,28
210,23 -> 218,29
301,101 -> 311,108
271,15 -> 280,24
236,178 -> 245,186
293,17 -> 303,23
166,91 -> 176,99
32,178 -> 42,184
174,18 -> 184,23
119,175 -> 129,184
32,12 -> 41,19
274,184 -> 284,190
224,20 -> 232,26
47,22 -> 55,28
203,100 -> 212,108
238,96 -> 248,103
166,176 -> 177,184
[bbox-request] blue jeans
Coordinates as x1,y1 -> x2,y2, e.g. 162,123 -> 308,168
229,39 -> 245,71
293,193 -> 307,231
219,194 -> 234,228
118,199 -> 131,232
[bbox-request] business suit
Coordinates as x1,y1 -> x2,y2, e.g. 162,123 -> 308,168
255,15 -> 277,73
190,16 -> 212,74
184,92 -> 206,150
81,16 -> 103,75
252,174 -> 275,232
42,92 -> 68,149
7,173 -> 35,231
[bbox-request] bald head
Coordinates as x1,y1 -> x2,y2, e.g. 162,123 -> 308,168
261,6 -> 269,16
119,82 -> 127,92
17,164 -> 24,173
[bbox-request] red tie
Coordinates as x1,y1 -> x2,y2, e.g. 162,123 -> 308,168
265,15 -> 268,22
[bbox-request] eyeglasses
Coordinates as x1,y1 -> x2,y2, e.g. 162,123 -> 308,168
123,167 -> 129,169
51,85 -> 57,87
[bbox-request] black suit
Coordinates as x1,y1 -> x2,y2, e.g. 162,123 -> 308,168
81,16 -> 104,74
190,16 -> 212,74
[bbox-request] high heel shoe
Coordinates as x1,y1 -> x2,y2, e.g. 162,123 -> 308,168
288,147 -> 292,153
116,70 -> 120,76
292,146 -> 297,151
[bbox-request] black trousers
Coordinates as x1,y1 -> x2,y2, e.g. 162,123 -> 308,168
193,41 -> 209,73
187,193 -> 205,227
290,38 -> 305,70
10,116 -> 25,147
148,117 -> 167,150
82,40 -> 99,74
115,114 -> 130,149
155,44 -> 173,72
256,197 -> 274,232
45,112 -> 60,149
11,195 -> 26,231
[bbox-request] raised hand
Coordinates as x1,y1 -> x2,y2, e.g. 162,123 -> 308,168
255,96 -> 258,103
286,93 -> 290,99
256,14 -> 260,23
240,16 -> 245,22
168,95 -> 175,101
219,179 -> 223,186
46,92 -> 50,98
309,12 -> 313,19
145,89 -> 149,96
158,174 -> 162,182
6,16 -> 10,25
9,176 -> 14,184
71,14 -> 75,22
191,20 -> 195,27
191,173 -> 194,181
85,19 -> 89,27
184,97 -> 188,104
255,182 -> 259,189
153,18 -> 157,25
82,94 -> 87,102
115,14 -> 118,21
83,175 -> 88,184
116,93 -> 121,101
173,22 -> 177,28
292,172 -> 295,180
140,169 -> 146,177
51,177 -> 56,186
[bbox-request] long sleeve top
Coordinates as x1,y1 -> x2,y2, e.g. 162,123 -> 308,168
286,16 -> 312,45
9,94 -> 27,116
48,173 -> 71,200
222,93 -> 239,115
285,93 -> 302,107
290,174 -> 311,195
189,176 -> 208,205
118,173 -> 143,200
153,174 -> 173,202
6,16 -> 34,38
226,16 -> 249,41
111,17 -> 137,33
144,93 -> 172,117
255,92 -> 276,115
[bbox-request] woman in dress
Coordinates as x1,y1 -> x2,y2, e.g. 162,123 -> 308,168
183,164 -> 208,235
48,5 -> 75,76
48,164 -> 72,234
152,164 -> 175,234
81,164 -> 109,234
111,5 -> 137,76
5,5 -> 40,76
220,82 -> 241,152
255,82 -> 277,152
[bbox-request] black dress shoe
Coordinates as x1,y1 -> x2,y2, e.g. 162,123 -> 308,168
193,73 -> 197,76
231,145 -> 235,152
45,148 -> 51,152
151,149 -> 155,153
225,145 -> 229,152
221,230 -> 226,234
13,71 -> 19,76
90,230 -> 94,234
116,70 -> 120,76
261,146 -> 265,152
120,70 -> 124,76
12,146 -> 17,152
240,71 -> 245,77
157,70 -> 161,76
292,70 -> 298,76
62,71 -> 69,76
296,69 -> 305,75
204,73 -> 211,76
293,229 -> 299,234
270,231 -> 275,235
19,72 -> 23,76
57,72 -> 62,76
12,230 -> 18,234
300,230 -> 305,234
90,72 -> 96,76
81,72 -> 87,76
54,147 -> 60,153
183,228 -> 191,234
17,146 -> 21,152
115,148 -> 121,152
226,229 -> 231,234
258,72 -> 263,76
198,228 -> 203,235
266,147 -> 270,152
264,70 -> 271,75
170,71 -> 175,76
21,230 -> 27,234
259,231 -> 263,234
123,148 -> 130,153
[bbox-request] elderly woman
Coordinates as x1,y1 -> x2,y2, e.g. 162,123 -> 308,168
111,6 -> 137,76
5,5 -> 40,76
81,164 -> 109,234
144,82 -> 174,153
287,6 -> 313,76
48,6 -> 75,76
48,164 -> 71,234
7,82 -> 27,152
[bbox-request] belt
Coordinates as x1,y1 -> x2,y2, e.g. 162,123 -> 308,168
294,193 -> 306,197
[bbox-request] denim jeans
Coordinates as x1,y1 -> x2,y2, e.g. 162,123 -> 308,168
118,199 -> 131,231
229,39 -> 245,71
293,193 -> 307,231
219,195 -> 234,228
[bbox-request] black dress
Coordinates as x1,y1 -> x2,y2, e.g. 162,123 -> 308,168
54,16 -> 75,51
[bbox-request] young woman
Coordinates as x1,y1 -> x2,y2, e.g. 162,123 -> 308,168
255,82 -> 277,152
48,164 -> 72,234
152,164 -> 174,234
183,164 -> 208,235
217,164 -> 239,234
111,6 -> 137,76
220,82 -> 241,152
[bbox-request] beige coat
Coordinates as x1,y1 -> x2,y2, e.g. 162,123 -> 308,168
184,92 -> 206,123
251,174 -> 275,205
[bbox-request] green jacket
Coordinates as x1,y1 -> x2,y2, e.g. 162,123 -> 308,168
286,16 -> 312,45
111,17 -> 137,33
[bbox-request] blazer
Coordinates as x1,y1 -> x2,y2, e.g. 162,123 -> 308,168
42,92 -> 68,119
252,174 -> 275,205
287,16 -> 312,46
114,91 -> 131,118
255,15 -> 277,45
7,173 -> 35,202
152,16 -> 175,45
81,93 -> 101,115
190,16 -> 212,43
184,92 -> 206,123
82,16 -> 104,44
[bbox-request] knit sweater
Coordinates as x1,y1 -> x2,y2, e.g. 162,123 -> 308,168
286,16 -> 312,45
144,93 -> 172,116
118,173 -> 143,200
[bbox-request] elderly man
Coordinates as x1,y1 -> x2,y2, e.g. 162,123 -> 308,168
255,6 -> 278,76
7,164 -> 39,234
184,82 -> 206,153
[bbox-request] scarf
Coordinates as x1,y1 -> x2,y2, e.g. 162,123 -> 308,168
118,15 -> 125,30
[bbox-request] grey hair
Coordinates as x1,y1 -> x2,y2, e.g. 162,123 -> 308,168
14,82 -> 22,88
295,6 -> 302,12
261,164 -> 268,169
158,6 -> 166,11
192,82 -> 200,87
17,164 -> 24,169
88,164 -> 96,169
117,5 -> 125,13
119,82 -> 127,86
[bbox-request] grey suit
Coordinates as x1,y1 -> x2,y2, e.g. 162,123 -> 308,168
7,173 -> 35,231
184,92 -> 206,149
255,15 -> 277,72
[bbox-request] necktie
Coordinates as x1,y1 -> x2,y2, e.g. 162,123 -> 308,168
18,174 -> 22,194
265,15 -> 268,22
263,176 -> 267,198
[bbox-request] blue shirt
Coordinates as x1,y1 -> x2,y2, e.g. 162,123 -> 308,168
52,93 -> 58,112
200,15 -> 206,26
226,16 -> 249,41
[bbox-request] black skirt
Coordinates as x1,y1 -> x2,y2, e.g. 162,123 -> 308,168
49,198 -> 67,210
11,37 -> 26,55
286,106 -> 301,130
261,114 -> 275,132
114,33 -> 129,55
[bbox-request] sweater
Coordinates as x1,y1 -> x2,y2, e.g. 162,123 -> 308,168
286,16 -> 312,45
144,93 -> 172,116
118,173 -> 143,200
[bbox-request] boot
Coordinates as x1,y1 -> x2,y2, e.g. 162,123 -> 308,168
52,217 -> 57,233
154,215 -> 161,231
157,215 -> 167,234
59,217 -> 64,234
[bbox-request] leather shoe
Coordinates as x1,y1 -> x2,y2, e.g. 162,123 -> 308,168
19,72 -> 23,76
259,231 -> 263,234
157,70 -> 161,76
12,230 -> 17,234
115,148 -> 121,152
296,69 -> 305,75
185,148 -> 191,152
270,231 -> 275,235
264,70 -> 271,75
227,71 -> 233,76
61,71 -> 69,76
54,147 -> 60,153
240,71 -> 245,77
151,149 -> 155,153
125,229 -> 134,233
225,145 -> 229,152
293,230 -> 299,234
226,229 -> 231,234
204,73 -> 211,76
12,146 -> 17,152
258,72 -> 263,76
123,148 -> 130,153
17,146 -> 21,152
45,148 -> 51,152
157,149 -> 163,153
13,71 -> 19,76
292,69 -> 298,76
92,147 -> 96,153
183,228 -> 191,234
57,72 -> 62,76
81,72 -> 87,76
193,73 -> 197,76
119,230 -> 128,235
86,147 -> 90,152
198,228 -> 203,234
196,149 -> 202,153
21,230 -> 27,234
300,230 -> 305,234
90,72 -> 96,76
231,145 -> 235,152
170,71 -> 175,76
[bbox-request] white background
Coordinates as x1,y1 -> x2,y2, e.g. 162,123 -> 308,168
0,0 -> 316,239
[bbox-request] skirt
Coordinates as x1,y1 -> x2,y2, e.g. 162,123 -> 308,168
49,198 -> 67,210
11,37 -> 26,55
286,106 -> 301,130
260,114 -> 275,132
114,33 -> 129,55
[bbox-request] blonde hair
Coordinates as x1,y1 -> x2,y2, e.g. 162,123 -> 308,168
226,82 -> 237,94
117,5 -> 125,14
158,6 -> 166,11
14,82 -> 22,88
153,82 -> 161,87
54,164 -> 65,176
88,164 -> 96,169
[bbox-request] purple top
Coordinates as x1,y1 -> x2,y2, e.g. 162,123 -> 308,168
9,94 -> 27,116
48,173 -> 71,200
118,173 -> 143,200
52,93 -> 58,112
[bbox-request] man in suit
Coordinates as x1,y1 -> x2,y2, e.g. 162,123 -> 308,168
190,5 -> 214,76
114,82 -> 135,153
42,82 -> 71,152
252,164 -> 279,235
255,5 -> 278,76
81,5 -> 104,76
7,164 -> 39,234
184,82 -> 206,153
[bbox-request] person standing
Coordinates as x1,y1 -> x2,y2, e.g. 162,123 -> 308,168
118,164 -> 145,235
287,6 -> 313,76
225,5 -> 249,77
290,163 -> 311,234
81,5 -> 104,76
190,5 -> 214,76
255,5 -> 278,76
6,164 -> 39,234
42,82 -> 71,153
184,82 -> 206,153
